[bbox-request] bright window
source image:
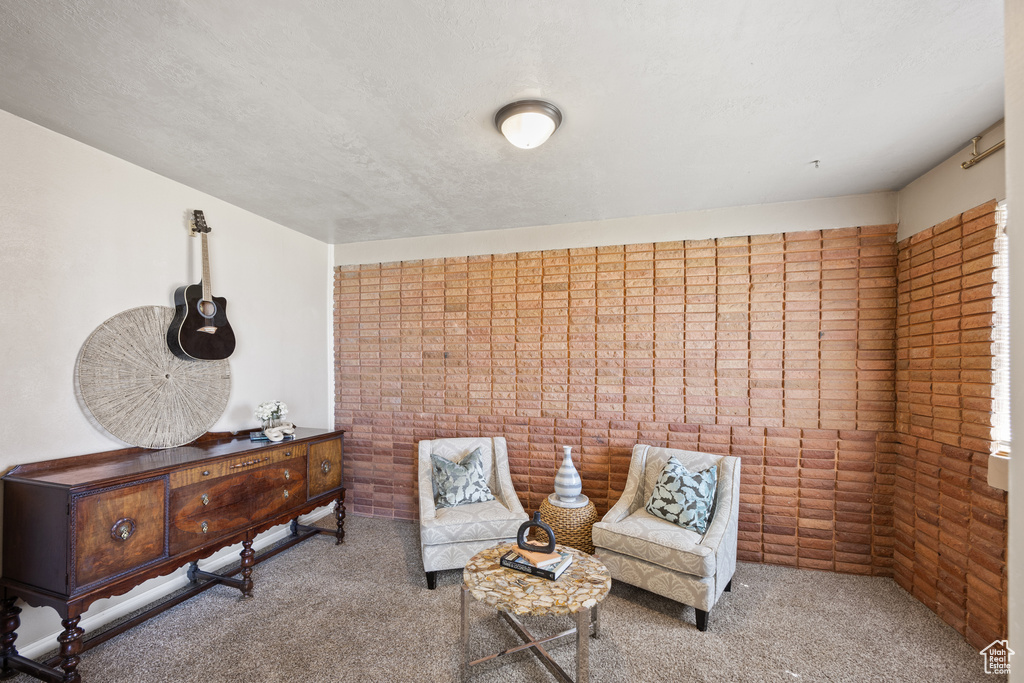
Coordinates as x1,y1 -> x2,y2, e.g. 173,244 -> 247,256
992,201 -> 1010,453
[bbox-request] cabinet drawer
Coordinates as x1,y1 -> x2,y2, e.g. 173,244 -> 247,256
169,471 -> 250,555
169,471 -> 251,521
250,456 -> 309,518
168,504 -> 253,556
167,455 -> 307,555
169,444 -> 306,488
73,478 -> 167,588
307,437 -> 343,498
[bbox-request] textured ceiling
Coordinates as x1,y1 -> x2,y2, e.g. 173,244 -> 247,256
0,1 -> 1005,244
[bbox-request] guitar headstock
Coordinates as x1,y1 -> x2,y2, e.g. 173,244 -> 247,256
190,210 -> 211,235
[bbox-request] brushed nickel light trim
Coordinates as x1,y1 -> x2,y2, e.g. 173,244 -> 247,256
495,100 -> 563,149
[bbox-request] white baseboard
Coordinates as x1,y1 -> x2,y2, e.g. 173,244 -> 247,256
17,504 -> 335,660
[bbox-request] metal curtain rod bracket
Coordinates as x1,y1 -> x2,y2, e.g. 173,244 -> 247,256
962,134 -> 1006,170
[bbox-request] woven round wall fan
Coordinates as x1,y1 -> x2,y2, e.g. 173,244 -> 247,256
75,306 -> 231,449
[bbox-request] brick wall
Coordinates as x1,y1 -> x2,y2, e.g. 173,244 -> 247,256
334,225 -> 899,575
893,199 -> 1008,650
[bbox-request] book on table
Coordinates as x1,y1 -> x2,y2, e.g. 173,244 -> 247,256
500,549 -> 573,580
516,547 -> 563,567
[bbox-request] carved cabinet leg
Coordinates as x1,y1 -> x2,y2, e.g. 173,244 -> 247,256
0,596 -> 20,679
57,616 -> 84,683
240,539 -> 255,598
335,488 -> 346,545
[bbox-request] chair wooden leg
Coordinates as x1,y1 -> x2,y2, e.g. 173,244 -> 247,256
724,579 -> 733,592
695,608 -> 709,632
426,571 -> 437,590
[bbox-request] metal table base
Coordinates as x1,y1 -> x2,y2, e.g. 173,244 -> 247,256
460,587 -> 599,682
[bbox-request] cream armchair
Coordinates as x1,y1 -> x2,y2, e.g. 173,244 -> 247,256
593,445 -> 740,631
418,437 -> 528,589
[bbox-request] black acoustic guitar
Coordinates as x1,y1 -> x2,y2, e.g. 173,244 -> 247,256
167,210 -> 236,360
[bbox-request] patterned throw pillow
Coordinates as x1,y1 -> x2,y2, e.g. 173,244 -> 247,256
645,457 -> 718,534
431,447 -> 496,509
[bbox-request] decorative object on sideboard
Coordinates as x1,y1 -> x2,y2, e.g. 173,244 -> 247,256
167,209 -> 236,361
255,400 -> 288,429
550,445 -> 589,509
253,401 -> 293,442
75,305 -> 231,448
256,422 -> 296,443
517,511 -> 557,554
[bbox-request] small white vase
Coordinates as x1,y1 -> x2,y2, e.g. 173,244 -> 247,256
553,446 -> 583,506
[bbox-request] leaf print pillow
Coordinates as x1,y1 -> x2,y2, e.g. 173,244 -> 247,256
645,457 -> 718,534
430,447 -> 496,509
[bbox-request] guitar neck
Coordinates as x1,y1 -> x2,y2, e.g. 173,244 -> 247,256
201,232 -> 212,301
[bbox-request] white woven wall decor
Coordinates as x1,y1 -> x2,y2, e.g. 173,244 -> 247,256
75,306 -> 231,448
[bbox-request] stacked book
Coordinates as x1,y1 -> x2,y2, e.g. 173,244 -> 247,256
500,546 -> 574,580
249,432 -> 295,442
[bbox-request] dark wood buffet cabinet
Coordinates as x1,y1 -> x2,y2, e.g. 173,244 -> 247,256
0,427 -> 345,683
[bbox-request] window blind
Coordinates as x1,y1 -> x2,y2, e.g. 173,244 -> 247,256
992,201 -> 1010,453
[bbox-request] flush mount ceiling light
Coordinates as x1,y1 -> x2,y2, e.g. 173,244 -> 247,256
495,100 -> 563,149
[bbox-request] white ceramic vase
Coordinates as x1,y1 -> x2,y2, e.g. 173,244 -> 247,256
553,446 -> 583,506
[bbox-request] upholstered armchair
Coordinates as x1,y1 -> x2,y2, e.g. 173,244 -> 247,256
592,444 -> 740,631
418,437 -> 528,589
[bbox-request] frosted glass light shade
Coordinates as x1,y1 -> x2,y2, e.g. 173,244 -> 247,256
495,100 -> 562,149
501,111 -> 556,149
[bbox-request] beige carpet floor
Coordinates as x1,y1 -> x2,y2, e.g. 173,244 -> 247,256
12,515 -> 1001,683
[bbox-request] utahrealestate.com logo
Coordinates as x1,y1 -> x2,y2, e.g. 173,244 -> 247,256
981,640 -> 1013,675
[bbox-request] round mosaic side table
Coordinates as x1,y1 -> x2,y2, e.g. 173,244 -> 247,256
461,543 -> 611,682
539,497 -> 599,555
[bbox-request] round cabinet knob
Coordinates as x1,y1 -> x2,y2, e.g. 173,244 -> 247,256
284,469 -> 290,481
202,470 -> 210,476
201,521 -> 209,534
321,460 -> 331,475
110,518 -> 136,542
283,489 -> 290,499
201,494 -> 210,506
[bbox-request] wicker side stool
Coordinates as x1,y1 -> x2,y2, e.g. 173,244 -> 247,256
539,498 -> 599,555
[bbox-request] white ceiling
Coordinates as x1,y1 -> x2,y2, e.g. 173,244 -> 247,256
0,1 -> 1005,244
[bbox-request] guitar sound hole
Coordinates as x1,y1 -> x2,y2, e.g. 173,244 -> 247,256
197,299 -> 217,319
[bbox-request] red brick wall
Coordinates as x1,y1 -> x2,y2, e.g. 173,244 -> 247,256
893,200 -> 1008,650
334,225 -> 899,576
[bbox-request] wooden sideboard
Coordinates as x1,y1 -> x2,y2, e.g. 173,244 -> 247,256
0,427 -> 345,683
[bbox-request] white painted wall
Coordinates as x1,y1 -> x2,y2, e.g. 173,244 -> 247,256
326,243 -> 336,429
1006,0 -> 1023,677
0,110 -> 332,651
333,192 -> 897,265
897,120 -> 1006,240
